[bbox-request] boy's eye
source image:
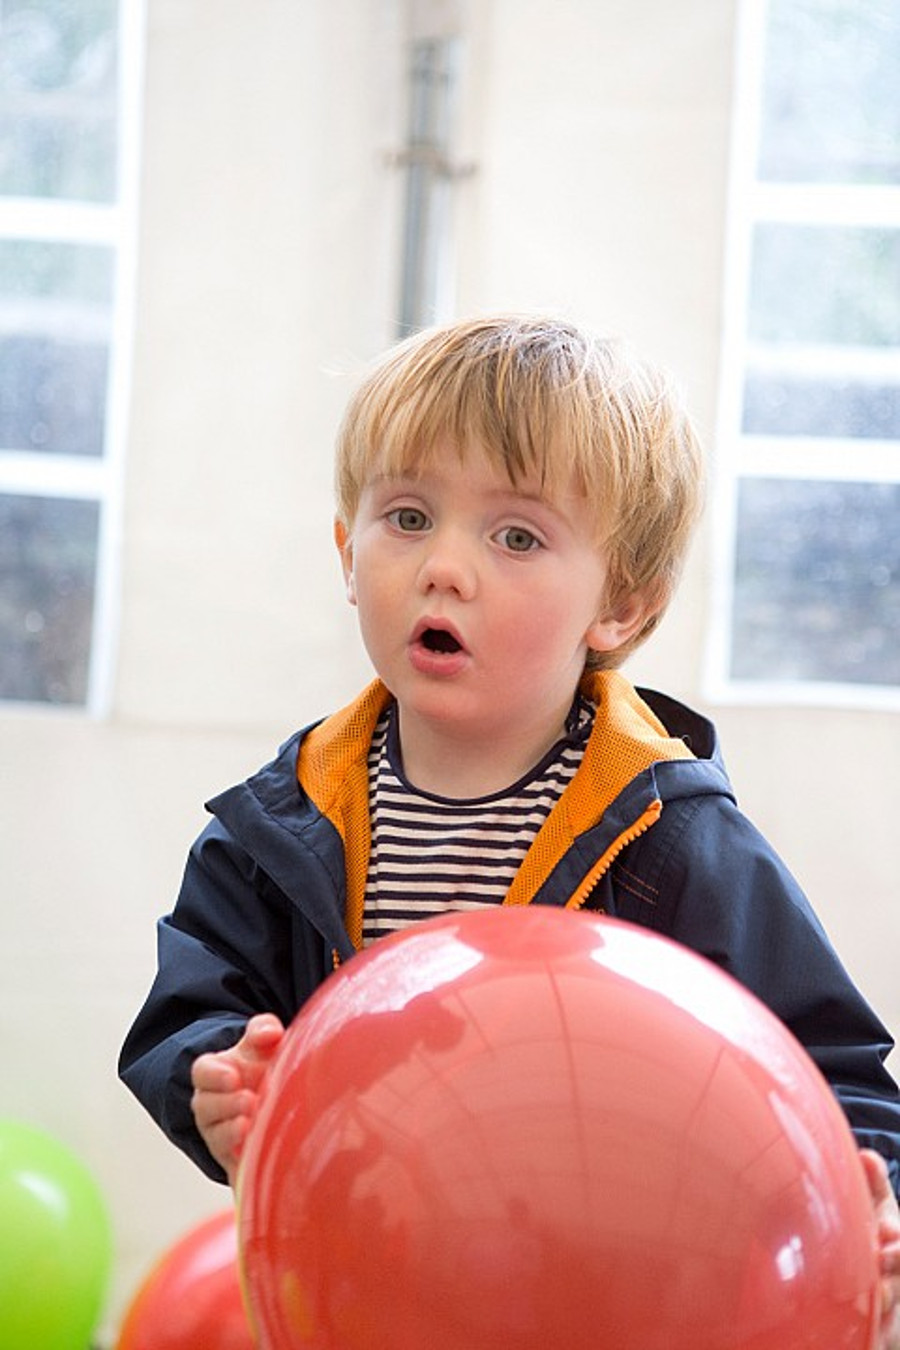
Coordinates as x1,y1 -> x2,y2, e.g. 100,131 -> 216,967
388,506 -> 429,532
496,525 -> 541,553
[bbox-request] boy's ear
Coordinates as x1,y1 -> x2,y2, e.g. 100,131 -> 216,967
584,591 -> 651,654
333,517 -> 356,605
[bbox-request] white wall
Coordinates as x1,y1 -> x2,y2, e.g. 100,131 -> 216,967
2,1 -> 897,1341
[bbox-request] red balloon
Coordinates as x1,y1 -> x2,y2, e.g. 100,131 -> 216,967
116,1210 -> 255,1350
238,909 -> 879,1350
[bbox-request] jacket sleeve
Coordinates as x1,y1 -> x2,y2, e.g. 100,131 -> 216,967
616,788 -> 900,1197
118,819 -> 303,1183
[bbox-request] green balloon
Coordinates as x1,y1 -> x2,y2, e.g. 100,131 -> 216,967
0,1119 -> 112,1350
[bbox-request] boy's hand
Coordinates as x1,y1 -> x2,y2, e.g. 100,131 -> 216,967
191,1014 -> 286,1188
861,1149 -> 900,1350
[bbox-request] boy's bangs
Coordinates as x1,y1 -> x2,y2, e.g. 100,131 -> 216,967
361,358 -> 591,500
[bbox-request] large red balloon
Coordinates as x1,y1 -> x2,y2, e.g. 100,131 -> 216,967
115,1210 -> 255,1350
238,909 -> 879,1350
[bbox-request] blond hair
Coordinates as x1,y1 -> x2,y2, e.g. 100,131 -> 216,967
334,314 -> 704,668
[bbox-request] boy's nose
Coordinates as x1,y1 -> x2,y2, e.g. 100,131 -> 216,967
416,531 -> 477,600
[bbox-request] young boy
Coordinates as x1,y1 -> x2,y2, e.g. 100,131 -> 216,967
119,314 -> 900,1339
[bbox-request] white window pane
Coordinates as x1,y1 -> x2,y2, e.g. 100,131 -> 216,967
731,478 -> 900,686
0,241 -> 113,456
0,336 -> 109,456
760,0 -> 900,185
743,374 -> 900,439
0,493 -> 99,704
749,225 -> 900,346
0,239 -> 113,305
0,0 -> 118,202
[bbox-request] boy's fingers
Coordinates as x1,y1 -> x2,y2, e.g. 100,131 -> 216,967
190,1016 -> 285,1182
193,1086 -> 257,1127
244,1014 -> 286,1052
208,1115 -> 251,1167
191,1053 -> 240,1093
191,1015 -> 283,1089
231,1015 -> 286,1091
862,1148 -> 892,1195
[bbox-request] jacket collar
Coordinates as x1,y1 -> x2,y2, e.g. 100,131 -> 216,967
298,672 -> 695,949
503,669 -> 694,911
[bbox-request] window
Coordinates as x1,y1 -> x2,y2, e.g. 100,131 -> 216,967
0,0 -> 143,709
707,0 -> 900,706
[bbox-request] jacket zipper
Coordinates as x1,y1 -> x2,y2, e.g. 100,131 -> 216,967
566,798 -> 663,911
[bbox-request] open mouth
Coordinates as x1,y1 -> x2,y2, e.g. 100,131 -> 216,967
421,627 -> 462,655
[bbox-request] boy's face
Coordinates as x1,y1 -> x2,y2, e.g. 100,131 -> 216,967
335,441 -> 645,757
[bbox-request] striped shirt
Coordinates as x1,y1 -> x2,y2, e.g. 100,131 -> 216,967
362,696 -> 595,946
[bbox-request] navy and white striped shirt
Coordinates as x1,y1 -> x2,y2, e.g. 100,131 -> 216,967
362,696 -> 595,946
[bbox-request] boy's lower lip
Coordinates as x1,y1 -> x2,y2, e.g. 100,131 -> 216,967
408,641 -> 470,677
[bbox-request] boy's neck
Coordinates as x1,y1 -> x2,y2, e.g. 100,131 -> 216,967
394,699 -> 575,799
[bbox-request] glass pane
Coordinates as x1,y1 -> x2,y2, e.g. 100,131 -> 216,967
743,373 -> 900,439
0,241 -> 112,455
759,0 -> 900,184
749,225 -> 900,347
0,336 -> 109,455
731,478 -> 900,686
0,494 -> 99,704
0,0 -> 119,202
0,239 -> 113,305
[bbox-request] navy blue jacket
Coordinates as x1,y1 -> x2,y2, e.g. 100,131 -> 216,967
119,674 -> 900,1190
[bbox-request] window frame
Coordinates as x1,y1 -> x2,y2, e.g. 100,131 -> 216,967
0,0 -> 145,715
705,0 -> 900,711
